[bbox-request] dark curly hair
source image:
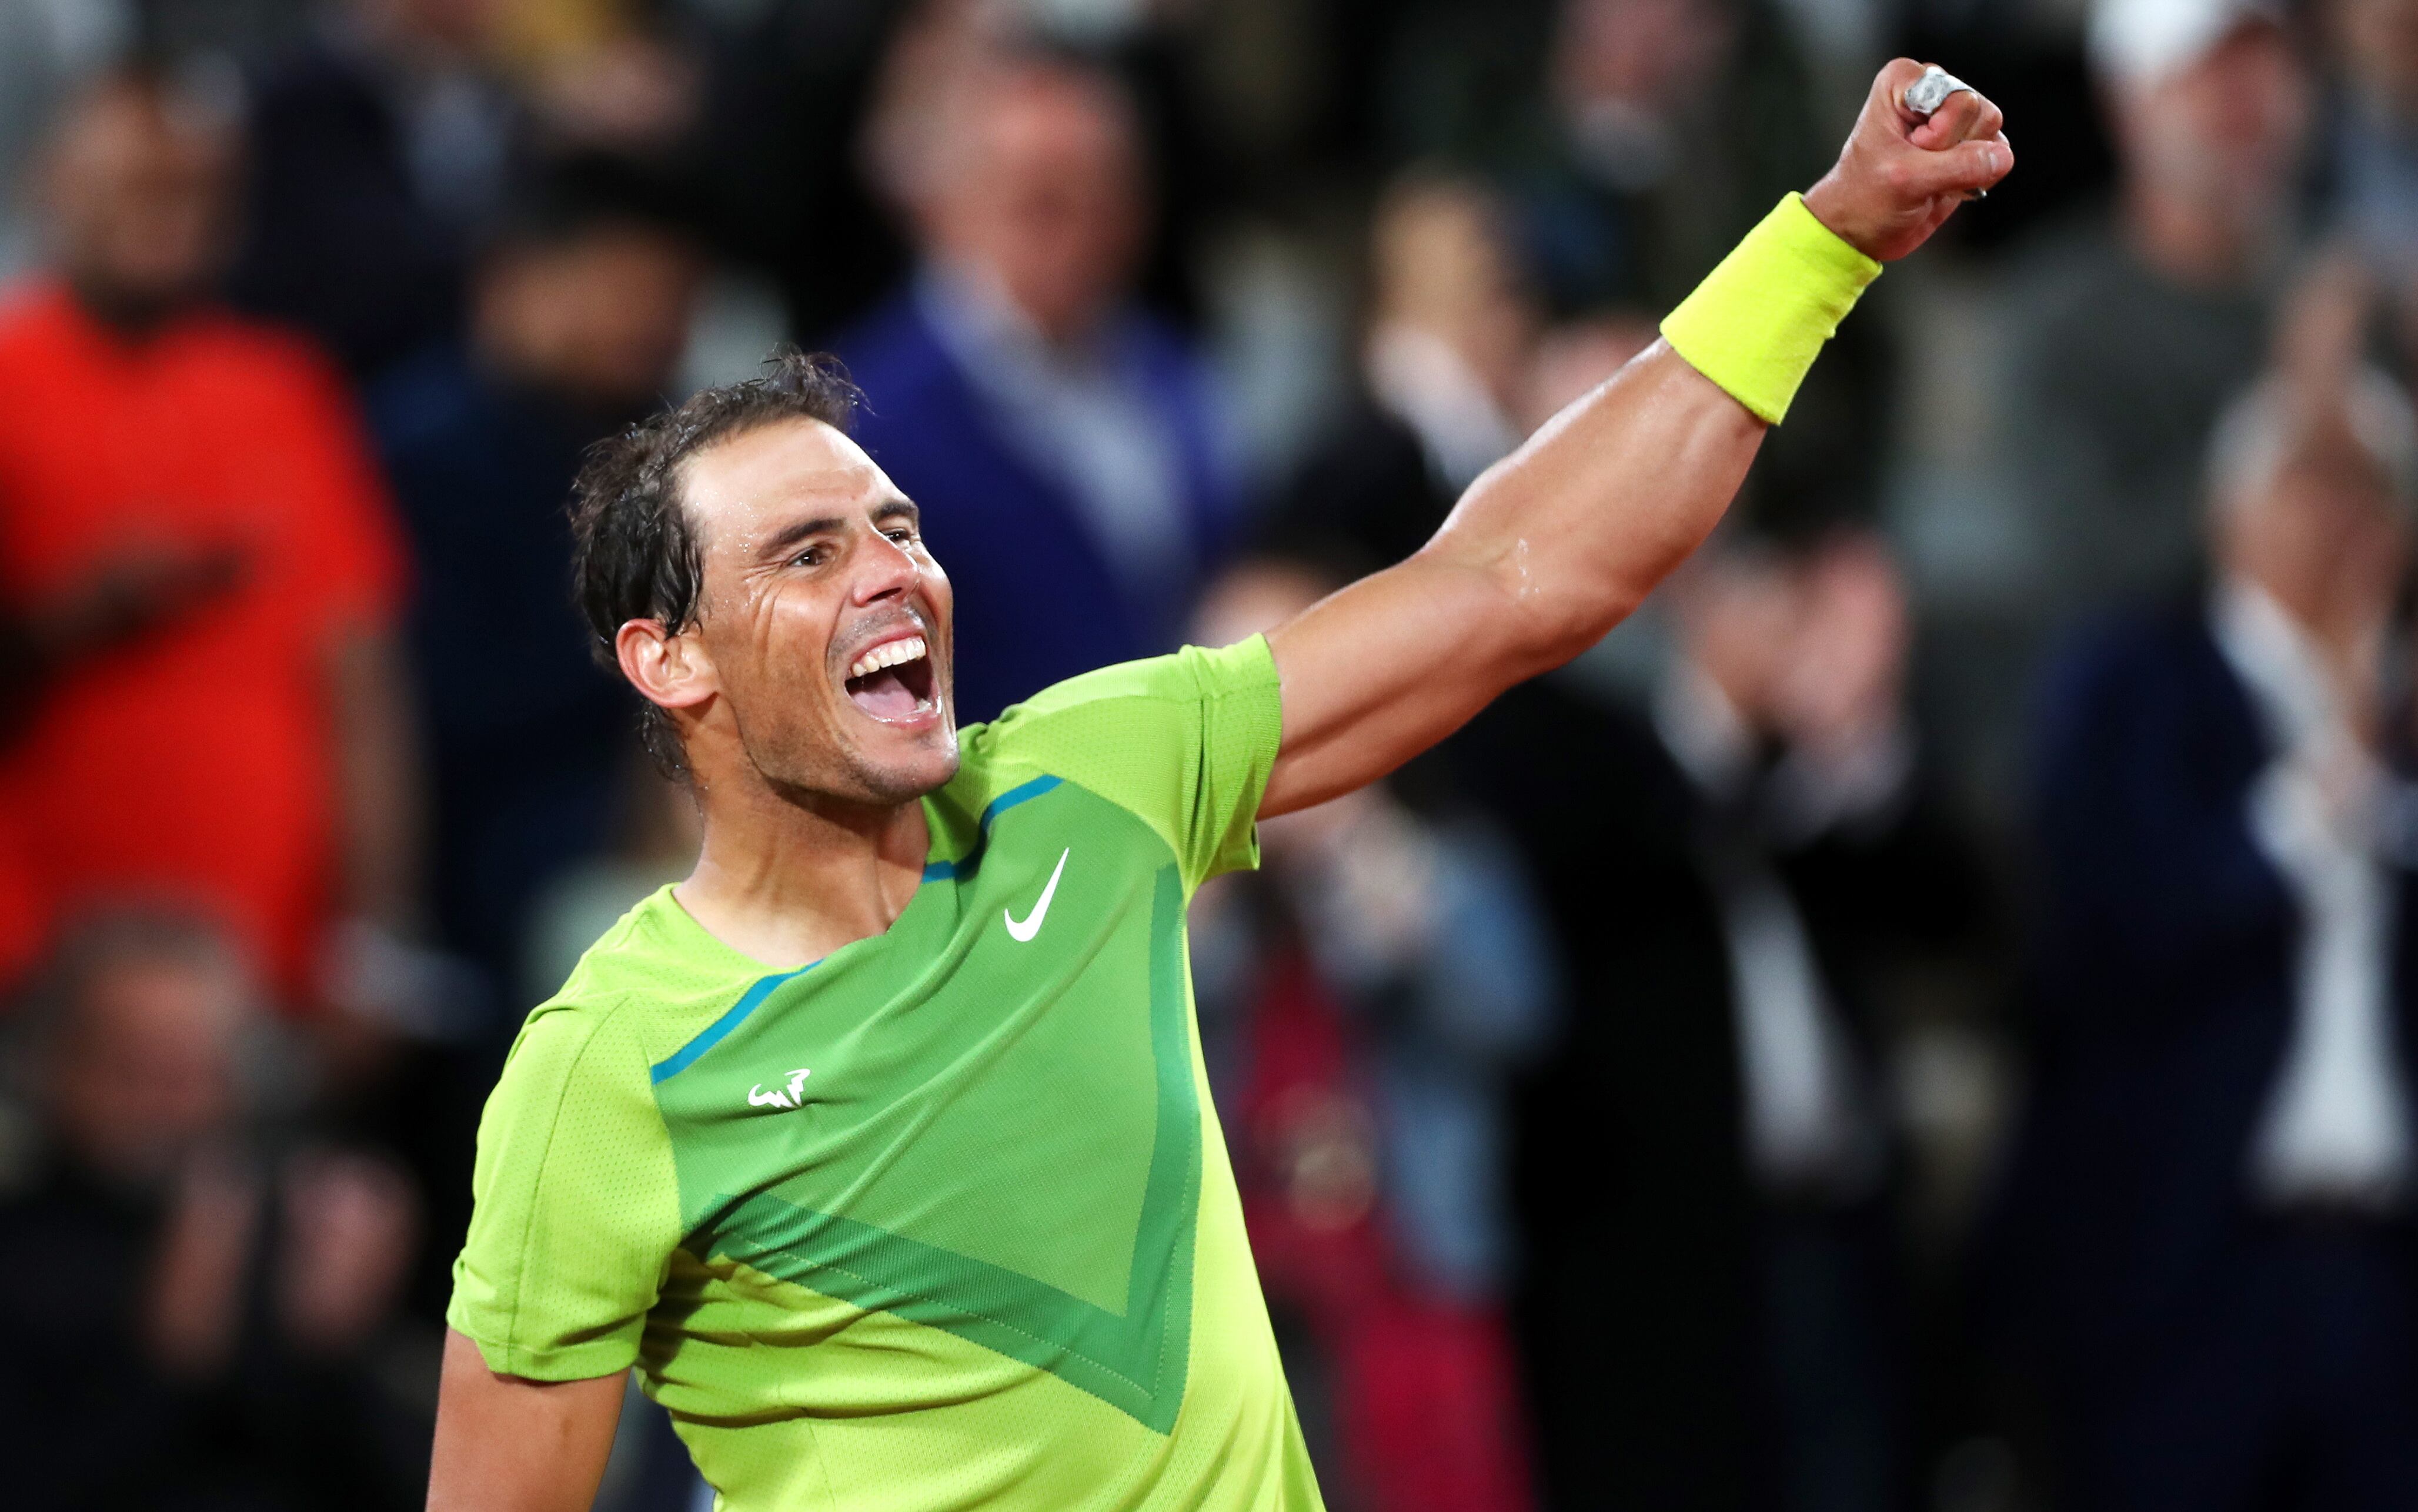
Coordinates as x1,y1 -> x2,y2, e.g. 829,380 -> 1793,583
571,349 -> 863,779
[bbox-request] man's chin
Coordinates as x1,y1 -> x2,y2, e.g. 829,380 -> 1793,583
849,730 -> 962,806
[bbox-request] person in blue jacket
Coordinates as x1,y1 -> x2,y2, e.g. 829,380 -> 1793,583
838,42 -> 1234,724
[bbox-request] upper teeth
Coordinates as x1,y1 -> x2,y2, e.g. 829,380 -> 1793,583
849,636 -> 927,680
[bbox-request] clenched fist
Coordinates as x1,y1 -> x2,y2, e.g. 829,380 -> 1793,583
1804,59 -> 2012,263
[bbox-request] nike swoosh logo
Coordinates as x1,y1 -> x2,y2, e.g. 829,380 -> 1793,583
1004,848 -> 1070,943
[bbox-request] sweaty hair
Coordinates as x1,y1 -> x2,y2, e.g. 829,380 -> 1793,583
570,349 -> 863,779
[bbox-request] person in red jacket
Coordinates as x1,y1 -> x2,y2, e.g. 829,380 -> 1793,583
0,63 -> 416,1013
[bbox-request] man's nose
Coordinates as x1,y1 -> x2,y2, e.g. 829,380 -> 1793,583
850,531 -> 921,606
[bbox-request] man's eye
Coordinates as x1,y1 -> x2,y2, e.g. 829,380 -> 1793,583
884,527 -> 917,545
790,547 -> 825,567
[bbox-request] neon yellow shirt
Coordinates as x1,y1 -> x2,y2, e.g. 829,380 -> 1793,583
448,638 -> 1324,1511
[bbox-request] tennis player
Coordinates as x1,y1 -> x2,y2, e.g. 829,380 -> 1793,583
428,58 -> 2008,1512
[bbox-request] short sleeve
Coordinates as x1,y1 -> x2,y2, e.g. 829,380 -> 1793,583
976,636 -> 1285,891
447,1001 -> 682,1381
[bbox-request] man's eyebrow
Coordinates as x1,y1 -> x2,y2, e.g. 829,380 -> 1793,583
873,496 -> 921,525
757,514 -> 849,559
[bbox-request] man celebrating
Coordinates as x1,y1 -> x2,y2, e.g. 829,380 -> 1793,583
430,60 -> 2009,1512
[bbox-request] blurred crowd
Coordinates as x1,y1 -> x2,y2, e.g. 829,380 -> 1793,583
4,1 -> 2418,1510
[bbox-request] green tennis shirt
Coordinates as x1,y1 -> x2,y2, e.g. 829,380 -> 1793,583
447,637 -> 1324,1512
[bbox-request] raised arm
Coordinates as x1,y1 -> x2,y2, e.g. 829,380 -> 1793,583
1260,60 -> 2009,816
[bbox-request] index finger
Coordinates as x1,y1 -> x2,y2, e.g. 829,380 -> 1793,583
1874,57 -> 1935,126
1912,86 -> 2004,151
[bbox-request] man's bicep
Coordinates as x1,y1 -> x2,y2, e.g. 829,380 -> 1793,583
1260,557 -> 1530,817
429,1329 -> 626,1512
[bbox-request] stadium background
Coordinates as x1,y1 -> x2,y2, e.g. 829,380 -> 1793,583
0,0 -> 2404,1509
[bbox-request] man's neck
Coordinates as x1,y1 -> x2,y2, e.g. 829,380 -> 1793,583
66,277 -> 193,343
675,777 -> 933,970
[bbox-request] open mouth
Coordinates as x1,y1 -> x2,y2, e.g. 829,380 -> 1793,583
843,634 -> 937,721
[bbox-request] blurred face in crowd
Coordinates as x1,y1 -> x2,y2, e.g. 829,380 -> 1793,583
645,419 -> 960,807
2217,408 -> 2412,647
921,63 -> 1148,346
1676,542 -> 1805,727
42,81 -> 238,330
1554,0 -> 1738,117
49,948 -> 248,1188
477,225 -> 704,413
2112,25 -> 2310,240
1371,178 -> 1539,414
2330,0 -> 2418,115
1675,529 -> 1911,743
359,0 -> 503,54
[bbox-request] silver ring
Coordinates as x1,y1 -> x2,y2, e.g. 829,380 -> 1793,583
1902,65 -> 1973,119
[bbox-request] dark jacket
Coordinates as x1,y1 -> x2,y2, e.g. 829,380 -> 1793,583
1449,680 -> 1990,1511
1995,604 -> 2418,1374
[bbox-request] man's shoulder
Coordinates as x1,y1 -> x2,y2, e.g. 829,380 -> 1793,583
967,640 -> 1279,760
0,280 -> 65,355
513,887 -> 771,1079
940,640 -> 1285,882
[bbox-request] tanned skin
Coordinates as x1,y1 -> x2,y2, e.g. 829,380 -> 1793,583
428,60 -> 2009,1512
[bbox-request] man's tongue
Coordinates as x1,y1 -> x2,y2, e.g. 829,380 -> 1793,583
848,668 -> 919,718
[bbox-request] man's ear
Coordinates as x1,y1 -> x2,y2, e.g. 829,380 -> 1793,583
617,618 -> 715,715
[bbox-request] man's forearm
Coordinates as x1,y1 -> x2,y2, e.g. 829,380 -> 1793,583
1261,343 -> 1761,813
1260,59 -> 2008,817
1427,339 -> 1769,671
1415,188 -> 1886,675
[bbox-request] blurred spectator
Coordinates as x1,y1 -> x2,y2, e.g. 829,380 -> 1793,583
840,40 -> 1236,724
1271,170 -> 1540,576
1190,559 -> 1556,1512
1495,0 -> 1831,313
519,752 -> 700,1008
1996,0 -> 2310,625
366,154 -> 701,993
2318,0 -> 2418,292
498,0 -> 700,158
1999,355 -> 2418,1508
1441,0 -> 1887,533
1458,521 -> 1993,1512
0,0 -> 129,281
0,66 -> 418,1011
0,912 -> 425,1511
229,0 -> 521,377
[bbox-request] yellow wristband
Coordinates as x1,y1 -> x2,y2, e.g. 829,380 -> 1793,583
1659,193 -> 1881,425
